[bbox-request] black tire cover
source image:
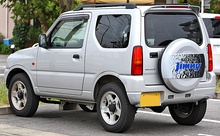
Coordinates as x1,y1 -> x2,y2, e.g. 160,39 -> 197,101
160,38 -> 205,93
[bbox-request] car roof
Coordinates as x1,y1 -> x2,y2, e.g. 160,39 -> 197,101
69,4 -> 200,16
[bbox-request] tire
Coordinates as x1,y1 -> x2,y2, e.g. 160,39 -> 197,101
79,104 -> 97,112
8,73 -> 39,117
160,38 -> 205,93
97,82 -> 136,133
169,99 -> 207,125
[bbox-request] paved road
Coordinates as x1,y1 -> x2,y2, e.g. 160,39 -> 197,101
0,99 -> 220,136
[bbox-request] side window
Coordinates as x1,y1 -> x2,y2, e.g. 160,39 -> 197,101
50,17 -> 88,48
95,14 -> 131,48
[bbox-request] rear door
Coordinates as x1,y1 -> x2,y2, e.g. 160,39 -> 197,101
143,10 -> 206,92
36,14 -> 90,95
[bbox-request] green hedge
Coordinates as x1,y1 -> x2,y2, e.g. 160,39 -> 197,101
0,44 -> 11,54
12,23 -> 29,49
0,32 -> 4,44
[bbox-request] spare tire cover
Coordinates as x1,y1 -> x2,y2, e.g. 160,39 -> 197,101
160,38 -> 205,93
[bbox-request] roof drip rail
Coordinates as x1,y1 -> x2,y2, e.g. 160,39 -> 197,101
74,3 -> 137,11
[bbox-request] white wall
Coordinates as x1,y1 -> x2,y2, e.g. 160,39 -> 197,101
0,4 -> 14,39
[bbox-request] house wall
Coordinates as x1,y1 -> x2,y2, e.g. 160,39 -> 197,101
0,4 -> 14,39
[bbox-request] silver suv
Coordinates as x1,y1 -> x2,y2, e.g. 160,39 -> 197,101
4,4 -> 216,133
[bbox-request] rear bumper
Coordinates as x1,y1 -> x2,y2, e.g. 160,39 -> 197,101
122,72 -> 216,107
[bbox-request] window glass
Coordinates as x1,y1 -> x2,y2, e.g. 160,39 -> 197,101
50,18 -> 88,48
145,13 -> 202,47
203,18 -> 220,38
95,14 -> 131,48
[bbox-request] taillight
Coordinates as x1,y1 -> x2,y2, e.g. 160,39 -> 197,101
165,6 -> 188,8
131,46 -> 143,75
215,16 -> 220,19
207,44 -> 213,72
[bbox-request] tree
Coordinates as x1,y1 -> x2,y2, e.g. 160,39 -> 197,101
59,0 -> 73,14
208,0 -> 220,13
177,0 -> 200,6
0,0 -> 80,33
0,0 -> 82,48
177,0 -> 220,14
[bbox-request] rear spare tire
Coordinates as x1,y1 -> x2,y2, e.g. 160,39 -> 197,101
160,38 -> 205,93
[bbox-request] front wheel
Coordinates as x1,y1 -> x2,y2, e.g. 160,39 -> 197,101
97,82 -> 136,133
8,73 -> 39,117
169,99 -> 207,125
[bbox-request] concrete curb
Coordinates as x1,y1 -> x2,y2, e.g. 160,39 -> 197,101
0,103 -> 81,115
0,105 -> 12,115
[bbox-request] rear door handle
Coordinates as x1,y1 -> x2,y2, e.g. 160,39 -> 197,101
73,54 -> 80,59
150,52 -> 158,58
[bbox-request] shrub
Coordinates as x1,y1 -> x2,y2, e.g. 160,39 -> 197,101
26,25 -> 42,47
12,23 -> 42,48
0,44 -> 11,54
0,32 -> 5,44
0,44 -> 2,49
0,44 -> 3,53
12,22 -> 29,49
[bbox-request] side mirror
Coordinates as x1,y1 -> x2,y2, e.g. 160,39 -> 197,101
39,34 -> 48,48
10,44 -> 16,53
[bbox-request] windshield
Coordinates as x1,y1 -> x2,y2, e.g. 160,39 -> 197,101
145,13 -> 202,47
203,18 -> 220,38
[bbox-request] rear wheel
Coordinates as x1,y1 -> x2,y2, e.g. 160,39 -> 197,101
97,82 -> 136,133
8,73 -> 39,117
169,99 -> 207,125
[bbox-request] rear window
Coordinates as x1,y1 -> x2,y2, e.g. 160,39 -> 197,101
203,18 -> 220,38
145,13 -> 202,47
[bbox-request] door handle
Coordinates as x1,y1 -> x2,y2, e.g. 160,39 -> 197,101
73,54 -> 80,59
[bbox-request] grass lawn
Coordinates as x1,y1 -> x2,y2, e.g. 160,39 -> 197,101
0,81 -> 9,106
216,76 -> 220,92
